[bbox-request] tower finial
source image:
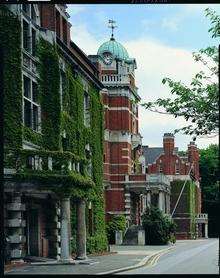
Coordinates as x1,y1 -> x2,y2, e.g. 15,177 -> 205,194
108,19 -> 117,40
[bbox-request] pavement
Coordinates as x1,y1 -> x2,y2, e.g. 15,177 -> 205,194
119,238 -> 219,275
4,244 -> 173,275
5,239 -> 218,275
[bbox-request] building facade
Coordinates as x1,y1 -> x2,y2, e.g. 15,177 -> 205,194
89,31 -> 171,230
2,4 -> 107,262
143,133 -> 208,239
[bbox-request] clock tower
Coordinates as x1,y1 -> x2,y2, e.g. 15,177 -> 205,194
89,21 -> 144,225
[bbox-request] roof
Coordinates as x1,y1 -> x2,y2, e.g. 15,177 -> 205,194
56,38 -> 104,90
97,38 -> 129,61
142,146 -> 179,165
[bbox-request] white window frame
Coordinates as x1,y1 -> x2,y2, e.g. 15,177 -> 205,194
23,73 -> 41,132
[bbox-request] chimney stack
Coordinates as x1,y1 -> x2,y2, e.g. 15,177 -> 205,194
163,133 -> 174,155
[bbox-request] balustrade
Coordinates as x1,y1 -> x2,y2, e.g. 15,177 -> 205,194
101,74 -> 130,85
4,149 -> 88,176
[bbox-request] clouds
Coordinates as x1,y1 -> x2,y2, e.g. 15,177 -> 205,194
67,5 -> 86,16
70,23 -> 102,55
68,7 -> 218,150
161,17 -> 179,32
124,38 -> 218,148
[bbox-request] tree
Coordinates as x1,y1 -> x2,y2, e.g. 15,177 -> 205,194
199,144 -> 219,237
142,206 -> 176,245
142,8 -> 219,140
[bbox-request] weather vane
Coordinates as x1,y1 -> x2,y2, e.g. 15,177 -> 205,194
108,19 -> 117,40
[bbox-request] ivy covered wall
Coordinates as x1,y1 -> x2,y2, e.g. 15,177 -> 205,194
171,180 -> 197,238
37,39 -> 61,151
2,4 -> 107,254
60,61 -> 107,253
0,7 -> 22,150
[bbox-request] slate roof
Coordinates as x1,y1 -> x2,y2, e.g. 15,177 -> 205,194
142,145 -> 179,165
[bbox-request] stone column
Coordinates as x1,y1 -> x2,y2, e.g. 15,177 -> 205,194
167,194 -> 170,214
143,195 -> 146,212
76,199 -> 87,260
196,223 -> 199,239
158,191 -> 164,212
205,223 -> 208,239
115,231 -> 123,245
146,192 -> 151,207
60,197 -> 73,263
138,229 -> 145,245
124,192 -> 131,223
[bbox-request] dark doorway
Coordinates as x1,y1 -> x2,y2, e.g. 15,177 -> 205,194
28,209 -> 40,256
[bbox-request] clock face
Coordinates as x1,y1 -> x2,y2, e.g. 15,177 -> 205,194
103,52 -> 113,65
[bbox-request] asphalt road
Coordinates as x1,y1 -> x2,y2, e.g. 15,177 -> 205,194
119,238 -> 219,275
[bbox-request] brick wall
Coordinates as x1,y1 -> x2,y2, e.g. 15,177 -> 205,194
39,4 -> 56,31
147,135 -> 200,181
109,110 -> 130,130
105,190 -> 125,212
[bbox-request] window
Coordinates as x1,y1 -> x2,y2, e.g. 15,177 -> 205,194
175,163 -> 180,174
32,28 -> 36,56
159,164 -> 163,173
24,100 -> 31,128
56,10 -> 61,38
24,76 -> 31,98
23,20 -> 30,52
62,17 -> 67,45
33,105 -> 38,131
62,137 -> 68,151
31,5 -> 37,22
84,92 -> 90,127
22,4 -> 30,15
23,75 -> 40,132
32,82 -> 38,102
60,71 -> 66,110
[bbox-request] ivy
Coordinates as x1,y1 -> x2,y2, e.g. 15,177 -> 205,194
171,180 -> 197,238
37,39 -> 61,150
0,7 -> 22,149
61,65 -> 107,253
14,171 -> 94,198
2,15 -> 107,253
23,126 -> 43,147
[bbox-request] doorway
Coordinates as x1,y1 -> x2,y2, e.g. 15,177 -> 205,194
28,208 -> 40,256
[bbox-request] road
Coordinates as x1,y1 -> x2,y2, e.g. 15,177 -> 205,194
119,238 -> 219,275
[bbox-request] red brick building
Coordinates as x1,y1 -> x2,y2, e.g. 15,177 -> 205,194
143,134 -> 208,239
89,31 -> 171,228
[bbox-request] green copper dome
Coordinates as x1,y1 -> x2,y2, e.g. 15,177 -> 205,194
97,38 -> 129,60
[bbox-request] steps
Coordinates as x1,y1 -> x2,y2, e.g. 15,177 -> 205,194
122,225 -> 144,245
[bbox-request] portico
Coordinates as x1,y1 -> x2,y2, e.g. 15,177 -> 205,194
124,173 -> 171,226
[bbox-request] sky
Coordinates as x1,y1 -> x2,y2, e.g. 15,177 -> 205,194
67,4 -> 219,151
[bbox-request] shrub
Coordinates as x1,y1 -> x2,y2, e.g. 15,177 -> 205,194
142,206 -> 177,245
106,215 -> 127,244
